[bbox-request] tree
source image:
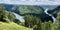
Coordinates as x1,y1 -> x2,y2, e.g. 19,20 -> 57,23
57,12 -> 60,30
0,6 -> 6,22
24,15 -> 42,29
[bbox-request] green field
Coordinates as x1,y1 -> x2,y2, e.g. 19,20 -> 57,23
0,22 -> 33,30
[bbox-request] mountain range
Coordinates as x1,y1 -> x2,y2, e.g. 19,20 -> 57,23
0,4 -> 60,22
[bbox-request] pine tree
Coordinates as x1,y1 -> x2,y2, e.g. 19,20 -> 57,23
0,6 -> 6,22
57,12 -> 60,30
24,14 -> 43,30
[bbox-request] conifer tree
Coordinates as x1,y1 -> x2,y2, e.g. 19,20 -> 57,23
57,12 -> 60,30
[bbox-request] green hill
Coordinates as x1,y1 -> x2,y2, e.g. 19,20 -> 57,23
0,10 -> 33,30
0,6 -> 32,30
18,5 -> 44,14
0,22 -> 33,30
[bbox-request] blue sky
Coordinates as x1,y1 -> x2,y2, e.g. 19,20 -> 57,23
0,0 -> 60,5
0,0 -> 59,10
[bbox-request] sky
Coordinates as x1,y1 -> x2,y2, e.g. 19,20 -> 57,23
0,0 -> 60,5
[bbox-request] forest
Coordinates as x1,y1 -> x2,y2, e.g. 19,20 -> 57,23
0,5 -> 60,30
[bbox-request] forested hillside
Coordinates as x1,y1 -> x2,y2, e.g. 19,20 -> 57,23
0,5 -> 60,30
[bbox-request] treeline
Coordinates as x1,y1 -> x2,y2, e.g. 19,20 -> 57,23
24,12 -> 60,30
0,5 -> 60,30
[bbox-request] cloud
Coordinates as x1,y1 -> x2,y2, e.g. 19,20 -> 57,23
0,0 -> 60,5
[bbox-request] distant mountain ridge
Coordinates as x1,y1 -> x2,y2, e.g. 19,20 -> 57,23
0,4 -> 44,14
0,4 -> 59,22
0,4 -> 58,14
48,6 -> 60,14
